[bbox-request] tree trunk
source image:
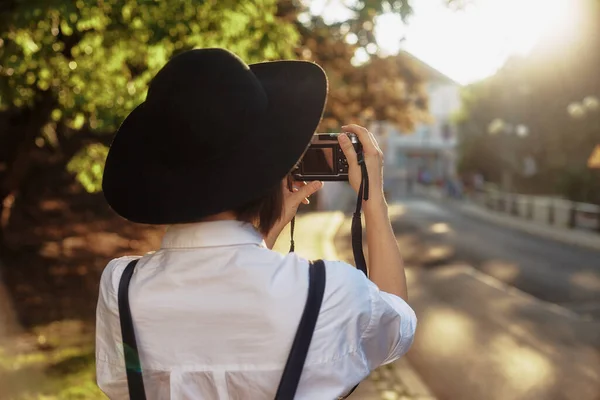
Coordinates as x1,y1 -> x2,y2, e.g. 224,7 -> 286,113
0,93 -> 55,246
0,256 -> 20,338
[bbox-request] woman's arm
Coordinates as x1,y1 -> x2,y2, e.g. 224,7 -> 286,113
338,124 -> 408,300
363,197 -> 408,300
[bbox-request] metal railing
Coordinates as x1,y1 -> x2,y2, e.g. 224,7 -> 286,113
469,190 -> 600,233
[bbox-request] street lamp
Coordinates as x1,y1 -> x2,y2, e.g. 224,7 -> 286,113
516,124 -> 530,138
583,95 -> 600,111
567,95 -> 600,118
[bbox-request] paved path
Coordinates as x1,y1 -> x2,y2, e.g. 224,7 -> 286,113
334,199 -> 600,400
393,199 -> 600,319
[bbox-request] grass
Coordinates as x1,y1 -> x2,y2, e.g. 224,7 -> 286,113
0,320 -> 106,400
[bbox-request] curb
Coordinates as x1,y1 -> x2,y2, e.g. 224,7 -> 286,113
456,202 -> 600,252
393,358 -> 436,399
415,186 -> 600,252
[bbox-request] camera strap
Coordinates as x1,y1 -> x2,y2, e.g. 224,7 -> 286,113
287,176 -> 296,253
289,217 -> 296,252
288,160 -> 369,277
351,156 -> 369,276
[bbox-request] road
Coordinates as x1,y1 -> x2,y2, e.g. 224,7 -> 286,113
334,198 -> 600,400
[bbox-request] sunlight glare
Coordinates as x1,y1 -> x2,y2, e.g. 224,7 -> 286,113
492,334 -> 554,392
373,0 -> 578,84
388,204 -> 406,218
351,48 -> 370,66
429,222 -> 451,234
421,308 -> 475,356
311,0 -> 581,83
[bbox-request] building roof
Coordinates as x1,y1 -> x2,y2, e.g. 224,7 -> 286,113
398,51 -> 461,86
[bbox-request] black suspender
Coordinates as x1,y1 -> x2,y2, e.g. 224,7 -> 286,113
274,260 -> 326,399
117,259 -> 146,399
117,259 -> 329,400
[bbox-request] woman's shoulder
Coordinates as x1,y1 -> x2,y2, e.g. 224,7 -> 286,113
322,259 -> 369,284
276,253 -> 371,298
99,255 -> 143,294
306,258 -> 373,303
282,253 -> 365,283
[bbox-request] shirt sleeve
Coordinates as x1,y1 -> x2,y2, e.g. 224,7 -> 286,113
323,260 -> 417,371
360,277 -> 417,370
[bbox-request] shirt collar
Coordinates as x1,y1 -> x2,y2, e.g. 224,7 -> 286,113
161,220 -> 266,249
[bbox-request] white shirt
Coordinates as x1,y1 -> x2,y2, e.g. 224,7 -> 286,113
96,220 -> 417,399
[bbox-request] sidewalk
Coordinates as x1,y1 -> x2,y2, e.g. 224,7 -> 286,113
273,212 -> 436,400
415,186 -> 600,252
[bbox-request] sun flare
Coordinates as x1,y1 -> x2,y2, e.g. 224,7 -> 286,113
313,0 -> 581,84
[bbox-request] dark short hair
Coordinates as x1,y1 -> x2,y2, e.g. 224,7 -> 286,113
234,179 -> 284,236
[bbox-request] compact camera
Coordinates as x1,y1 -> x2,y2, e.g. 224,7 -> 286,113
292,133 -> 362,181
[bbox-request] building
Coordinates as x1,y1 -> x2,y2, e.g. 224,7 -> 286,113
372,52 -> 461,191
318,52 -> 462,210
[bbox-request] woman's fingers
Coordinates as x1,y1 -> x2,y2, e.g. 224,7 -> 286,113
338,133 -> 358,167
293,180 -> 323,205
286,178 -> 322,206
341,124 -> 379,155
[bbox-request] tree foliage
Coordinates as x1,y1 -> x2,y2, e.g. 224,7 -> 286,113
0,0 -> 299,225
0,0 -> 297,130
456,0 -> 600,200
295,17 -> 428,132
0,0 -> 432,236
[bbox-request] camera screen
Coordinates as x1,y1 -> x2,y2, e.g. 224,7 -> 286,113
302,148 -> 335,175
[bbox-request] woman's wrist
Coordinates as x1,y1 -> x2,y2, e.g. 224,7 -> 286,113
363,194 -> 388,219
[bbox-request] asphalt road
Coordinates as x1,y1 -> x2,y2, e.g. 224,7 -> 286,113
334,198 -> 600,400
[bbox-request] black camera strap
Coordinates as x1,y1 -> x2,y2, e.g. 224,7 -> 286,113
287,175 -> 296,253
288,160 -> 369,277
352,155 -> 369,276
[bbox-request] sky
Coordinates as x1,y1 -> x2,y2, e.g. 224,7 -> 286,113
309,0 -> 574,85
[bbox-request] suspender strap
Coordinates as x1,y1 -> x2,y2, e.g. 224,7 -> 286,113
275,260 -> 326,400
118,259 -> 147,400
118,259 -> 329,400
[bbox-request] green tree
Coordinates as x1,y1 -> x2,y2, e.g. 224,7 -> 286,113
294,16 -> 428,132
0,0 -> 298,240
0,0 -> 441,244
456,0 -> 600,199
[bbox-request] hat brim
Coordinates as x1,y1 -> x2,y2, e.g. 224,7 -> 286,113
102,60 -> 327,224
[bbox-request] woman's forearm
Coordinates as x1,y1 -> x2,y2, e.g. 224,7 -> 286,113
364,197 -> 408,300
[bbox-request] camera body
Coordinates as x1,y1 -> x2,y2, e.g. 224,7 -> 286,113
292,133 -> 362,181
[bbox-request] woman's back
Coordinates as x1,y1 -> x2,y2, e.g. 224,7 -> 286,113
96,221 -> 416,399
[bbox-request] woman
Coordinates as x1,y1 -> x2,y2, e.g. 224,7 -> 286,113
96,48 -> 416,399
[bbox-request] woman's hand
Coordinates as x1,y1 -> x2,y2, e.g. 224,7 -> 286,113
264,178 -> 324,249
338,124 -> 385,206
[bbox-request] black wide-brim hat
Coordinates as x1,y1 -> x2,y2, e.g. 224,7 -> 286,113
102,48 -> 327,224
